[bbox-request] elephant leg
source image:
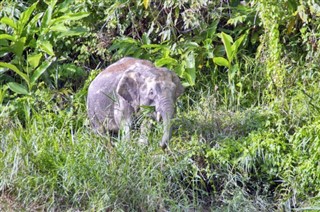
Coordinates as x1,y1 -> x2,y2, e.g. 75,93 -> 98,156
115,106 -> 133,142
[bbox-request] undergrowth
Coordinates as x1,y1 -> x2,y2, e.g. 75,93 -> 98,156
1,0 -> 320,210
1,85 -> 320,210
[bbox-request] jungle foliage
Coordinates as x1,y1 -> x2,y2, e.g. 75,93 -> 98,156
1,0 -> 320,210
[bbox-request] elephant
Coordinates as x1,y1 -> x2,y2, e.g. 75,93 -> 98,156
87,57 -> 184,149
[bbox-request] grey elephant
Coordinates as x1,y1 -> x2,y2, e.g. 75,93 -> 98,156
87,57 -> 184,149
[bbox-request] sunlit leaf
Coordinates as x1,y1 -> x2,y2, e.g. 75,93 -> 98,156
184,52 -> 196,86
27,53 -> 42,68
185,68 -> 196,86
31,57 -> 55,84
310,3 -> 320,16
185,51 -> 195,69
50,12 -> 90,25
0,17 -> 17,30
0,62 -> 29,84
29,13 -> 44,30
221,32 -> 233,62
155,57 -> 178,67
0,34 -> 16,41
42,5 -> 53,29
58,27 -> 88,37
38,40 -> 55,56
12,37 -> 26,57
232,33 -> 246,55
18,1 -> 38,33
50,24 -> 68,32
7,82 -> 29,95
298,5 -> 308,23
213,57 -> 230,68
143,0 -> 150,9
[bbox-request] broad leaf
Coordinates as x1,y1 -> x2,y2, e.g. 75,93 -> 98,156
184,42 -> 200,49
18,1 -> 38,34
50,24 -> 68,32
27,53 -> 42,68
176,62 -> 186,77
38,40 -> 55,56
143,0 -> 150,9
0,62 -> 29,84
232,33 -> 246,55
0,17 -> 17,30
29,13 -> 44,31
58,27 -> 87,37
0,34 -> 16,41
155,57 -> 178,67
298,5 -> 308,23
8,82 -> 29,95
50,12 -> 90,25
12,37 -> 26,57
221,32 -> 233,62
42,4 -> 54,29
185,67 -> 196,86
184,52 -> 196,86
30,57 -> 55,84
213,57 -> 230,68
185,51 -> 195,69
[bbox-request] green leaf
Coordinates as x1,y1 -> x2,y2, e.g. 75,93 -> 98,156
29,13 -> 44,30
176,62 -> 186,77
12,37 -> 26,57
298,5 -> 308,23
0,62 -> 29,84
155,57 -> 177,67
185,51 -> 195,69
58,27 -> 87,37
232,33 -> 246,55
50,24 -> 68,32
143,0 -> 150,9
185,67 -> 196,86
184,52 -> 196,86
42,4 -> 54,29
30,57 -> 55,84
50,12 -> 90,25
0,17 -> 17,30
184,42 -> 199,49
221,32 -> 233,62
213,57 -> 230,68
0,85 -> 8,104
0,34 -> 16,41
142,33 -> 150,45
7,82 -> 29,95
27,53 -> 42,68
38,40 -> 55,56
18,1 -> 38,34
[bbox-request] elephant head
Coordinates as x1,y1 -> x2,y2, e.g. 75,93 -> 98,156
116,65 -> 184,148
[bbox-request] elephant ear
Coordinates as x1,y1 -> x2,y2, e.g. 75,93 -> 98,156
117,70 -> 141,108
171,71 -> 184,98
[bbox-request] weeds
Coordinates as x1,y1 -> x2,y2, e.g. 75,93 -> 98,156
1,0 -> 320,210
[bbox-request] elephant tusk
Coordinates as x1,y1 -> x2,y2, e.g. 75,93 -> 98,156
156,112 -> 161,122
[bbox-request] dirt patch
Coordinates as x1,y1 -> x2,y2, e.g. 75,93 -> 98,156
0,194 -> 23,211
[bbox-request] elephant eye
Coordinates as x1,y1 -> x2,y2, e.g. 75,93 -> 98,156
149,89 -> 154,96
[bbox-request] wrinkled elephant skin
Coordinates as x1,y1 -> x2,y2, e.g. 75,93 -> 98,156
87,57 -> 184,149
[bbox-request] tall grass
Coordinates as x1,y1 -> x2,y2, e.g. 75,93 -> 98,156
1,84 -> 320,210
0,96 -> 209,210
0,89 -> 267,210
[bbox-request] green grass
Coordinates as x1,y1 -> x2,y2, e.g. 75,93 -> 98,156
1,88 -> 320,211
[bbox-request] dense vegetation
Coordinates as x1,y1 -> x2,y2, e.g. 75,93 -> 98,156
1,0 -> 320,210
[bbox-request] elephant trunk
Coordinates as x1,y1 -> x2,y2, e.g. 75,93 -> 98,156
158,98 -> 175,149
